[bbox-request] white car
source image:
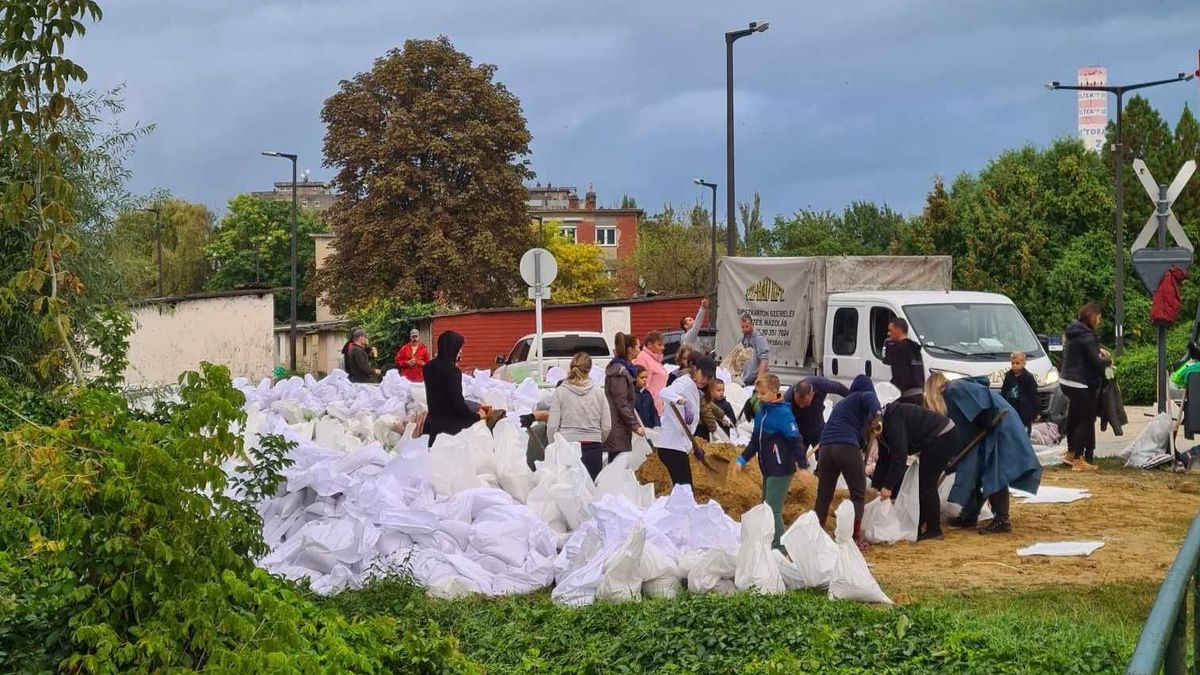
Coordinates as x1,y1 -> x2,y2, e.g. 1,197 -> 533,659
494,332 -> 613,383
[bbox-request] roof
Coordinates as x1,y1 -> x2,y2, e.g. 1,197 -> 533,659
831,290 -> 1015,305
131,287 -> 284,307
529,207 -> 643,216
274,319 -> 349,333
510,331 -> 609,341
419,293 -> 704,320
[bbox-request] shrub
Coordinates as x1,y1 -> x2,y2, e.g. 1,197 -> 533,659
0,364 -> 475,673
1114,323 -> 1191,405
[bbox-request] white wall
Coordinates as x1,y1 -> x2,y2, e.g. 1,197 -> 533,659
125,292 -> 275,387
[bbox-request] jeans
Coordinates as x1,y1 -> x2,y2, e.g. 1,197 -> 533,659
814,443 -> 866,528
915,434 -> 957,536
581,441 -> 604,481
763,474 -> 793,550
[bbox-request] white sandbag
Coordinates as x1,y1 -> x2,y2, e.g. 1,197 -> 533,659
643,575 -> 682,598
428,430 -> 483,496
629,433 -> 654,471
596,522 -> 646,602
462,422 -> 499,487
1124,413 -> 1172,468
594,454 -> 648,507
937,475 -> 993,521
862,459 -> 920,544
874,381 -> 901,407
828,500 -> 891,604
773,549 -> 805,590
781,511 -> 838,589
734,504 -> 784,594
493,422 -> 536,503
685,548 -> 737,594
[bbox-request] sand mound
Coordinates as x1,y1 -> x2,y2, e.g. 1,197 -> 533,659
636,447 -> 825,522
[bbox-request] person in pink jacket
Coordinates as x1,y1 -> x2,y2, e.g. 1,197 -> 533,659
635,330 -> 669,414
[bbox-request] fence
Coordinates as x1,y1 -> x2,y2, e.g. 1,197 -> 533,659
1127,512 -> 1200,673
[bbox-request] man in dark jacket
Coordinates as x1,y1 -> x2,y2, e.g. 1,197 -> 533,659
875,402 -> 957,541
787,376 -> 850,451
883,318 -> 924,404
814,375 -> 880,548
423,331 -> 483,444
342,329 -> 378,383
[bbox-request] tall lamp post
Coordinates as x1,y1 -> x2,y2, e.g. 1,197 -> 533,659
725,20 -> 768,257
261,150 -> 299,372
1046,71 -> 1194,355
694,178 -> 718,291
137,206 -> 163,297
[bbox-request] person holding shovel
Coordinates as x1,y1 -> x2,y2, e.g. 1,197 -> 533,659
657,354 -> 717,486
874,402 -> 957,542
734,373 -> 804,550
813,374 -> 880,550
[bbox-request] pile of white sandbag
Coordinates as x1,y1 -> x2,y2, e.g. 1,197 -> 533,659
229,370 -> 894,604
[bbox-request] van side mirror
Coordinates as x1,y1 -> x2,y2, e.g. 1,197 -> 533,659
495,355 -> 507,366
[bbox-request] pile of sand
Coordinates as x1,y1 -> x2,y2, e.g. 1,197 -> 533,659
636,445 -> 827,523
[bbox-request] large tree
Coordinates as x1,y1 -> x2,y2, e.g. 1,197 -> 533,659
316,37 -> 533,312
206,194 -> 324,321
536,228 -> 615,304
625,204 -> 720,295
111,197 -> 215,298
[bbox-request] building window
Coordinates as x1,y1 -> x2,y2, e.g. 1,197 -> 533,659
596,227 -> 616,246
301,198 -> 310,208
560,226 -> 577,244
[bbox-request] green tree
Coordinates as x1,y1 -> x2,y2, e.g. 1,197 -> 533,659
317,37 -> 533,312
1104,95 -> 1175,247
625,204 -> 718,295
206,194 -> 324,322
538,228 -> 616,304
110,197 -> 215,298
0,2 -> 149,385
738,192 -> 765,255
892,176 -> 959,257
767,209 -> 854,256
620,194 -> 638,209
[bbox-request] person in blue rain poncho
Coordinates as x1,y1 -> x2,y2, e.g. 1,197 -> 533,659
923,372 -> 1042,535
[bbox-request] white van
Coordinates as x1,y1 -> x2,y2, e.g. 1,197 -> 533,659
825,290 -> 1059,405
493,331 -> 613,383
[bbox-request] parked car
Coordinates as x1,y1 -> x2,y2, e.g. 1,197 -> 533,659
494,331 -> 613,382
661,328 -> 717,366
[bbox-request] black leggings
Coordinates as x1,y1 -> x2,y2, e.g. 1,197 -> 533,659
1063,385 -> 1099,461
814,443 -> 866,528
658,448 -> 693,485
581,442 -> 604,481
915,434 -> 957,535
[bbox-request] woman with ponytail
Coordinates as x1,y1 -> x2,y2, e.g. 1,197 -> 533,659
548,352 -> 612,480
604,333 -> 644,465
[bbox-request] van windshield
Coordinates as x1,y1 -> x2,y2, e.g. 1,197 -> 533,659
542,336 -> 611,358
903,303 -> 1044,360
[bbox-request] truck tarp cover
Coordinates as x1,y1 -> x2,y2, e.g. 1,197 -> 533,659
716,256 -> 952,370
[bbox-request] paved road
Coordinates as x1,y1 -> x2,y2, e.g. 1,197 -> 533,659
1096,404 -> 1155,458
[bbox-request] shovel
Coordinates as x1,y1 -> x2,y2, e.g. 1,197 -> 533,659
667,401 -> 729,486
935,408 -> 1008,488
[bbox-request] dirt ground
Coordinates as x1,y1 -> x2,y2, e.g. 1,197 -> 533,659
637,451 -> 1200,596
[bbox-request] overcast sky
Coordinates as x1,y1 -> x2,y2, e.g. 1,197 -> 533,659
72,0 -> 1200,222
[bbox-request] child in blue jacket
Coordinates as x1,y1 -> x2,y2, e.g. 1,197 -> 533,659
734,373 -> 804,550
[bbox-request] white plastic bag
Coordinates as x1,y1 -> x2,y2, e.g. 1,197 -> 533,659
861,458 -> 920,544
428,430 -> 483,496
685,548 -> 737,594
780,511 -> 838,589
734,504 -> 785,594
938,476 -> 993,521
828,500 -> 892,604
596,522 -> 646,602
493,422 -> 536,503
1123,412 -> 1172,468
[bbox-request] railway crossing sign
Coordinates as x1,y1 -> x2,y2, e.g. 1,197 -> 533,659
1130,159 -> 1195,293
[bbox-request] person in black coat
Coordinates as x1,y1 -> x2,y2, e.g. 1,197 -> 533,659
1059,303 -> 1111,469
883,318 -> 925,404
423,331 -> 484,444
342,328 -> 379,383
1001,351 -> 1040,435
874,402 -> 957,541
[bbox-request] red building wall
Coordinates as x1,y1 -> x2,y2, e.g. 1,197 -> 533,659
427,295 -> 706,372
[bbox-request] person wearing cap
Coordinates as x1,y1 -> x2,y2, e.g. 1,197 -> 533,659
395,328 -> 430,382
656,354 -> 717,485
343,328 -> 379,383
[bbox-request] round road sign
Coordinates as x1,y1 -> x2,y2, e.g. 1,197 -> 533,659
519,248 -> 558,287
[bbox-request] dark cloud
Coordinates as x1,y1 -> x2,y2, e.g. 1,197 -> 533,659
74,0 -> 1200,219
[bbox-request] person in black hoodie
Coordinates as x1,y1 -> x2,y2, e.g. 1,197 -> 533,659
874,402 -> 957,541
423,331 -> 484,444
1059,303 -> 1111,470
1000,351 -> 1039,435
883,318 -> 925,404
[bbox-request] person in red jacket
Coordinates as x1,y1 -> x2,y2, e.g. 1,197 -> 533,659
395,329 -> 430,382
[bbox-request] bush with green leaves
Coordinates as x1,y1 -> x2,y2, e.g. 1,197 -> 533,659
1115,323 -> 1192,405
0,363 -> 475,673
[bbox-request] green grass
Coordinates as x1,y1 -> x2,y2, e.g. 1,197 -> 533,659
324,578 -> 1134,674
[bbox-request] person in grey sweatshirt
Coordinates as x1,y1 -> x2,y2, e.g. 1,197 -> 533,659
548,352 -> 612,480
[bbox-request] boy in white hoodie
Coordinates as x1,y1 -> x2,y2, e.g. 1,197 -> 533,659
656,354 -> 717,485
547,353 -> 612,480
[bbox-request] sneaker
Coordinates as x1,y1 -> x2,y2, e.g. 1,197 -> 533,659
947,515 -> 978,529
979,519 -> 1012,535
917,529 -> 945,542
1073,459 -> 1099,472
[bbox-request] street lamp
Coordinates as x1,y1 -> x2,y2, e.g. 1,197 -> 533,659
1046,71 -> 1194,355
137,206 -> 163,297
725,20 -> 769,257
694,178 -> 718,291
261,150 -> 299,372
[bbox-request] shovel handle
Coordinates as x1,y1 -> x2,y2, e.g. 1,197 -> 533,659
667,401 -> 716,470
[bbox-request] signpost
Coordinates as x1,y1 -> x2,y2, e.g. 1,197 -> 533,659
1130,159 -> 1196,413
519,248 -> 558,384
